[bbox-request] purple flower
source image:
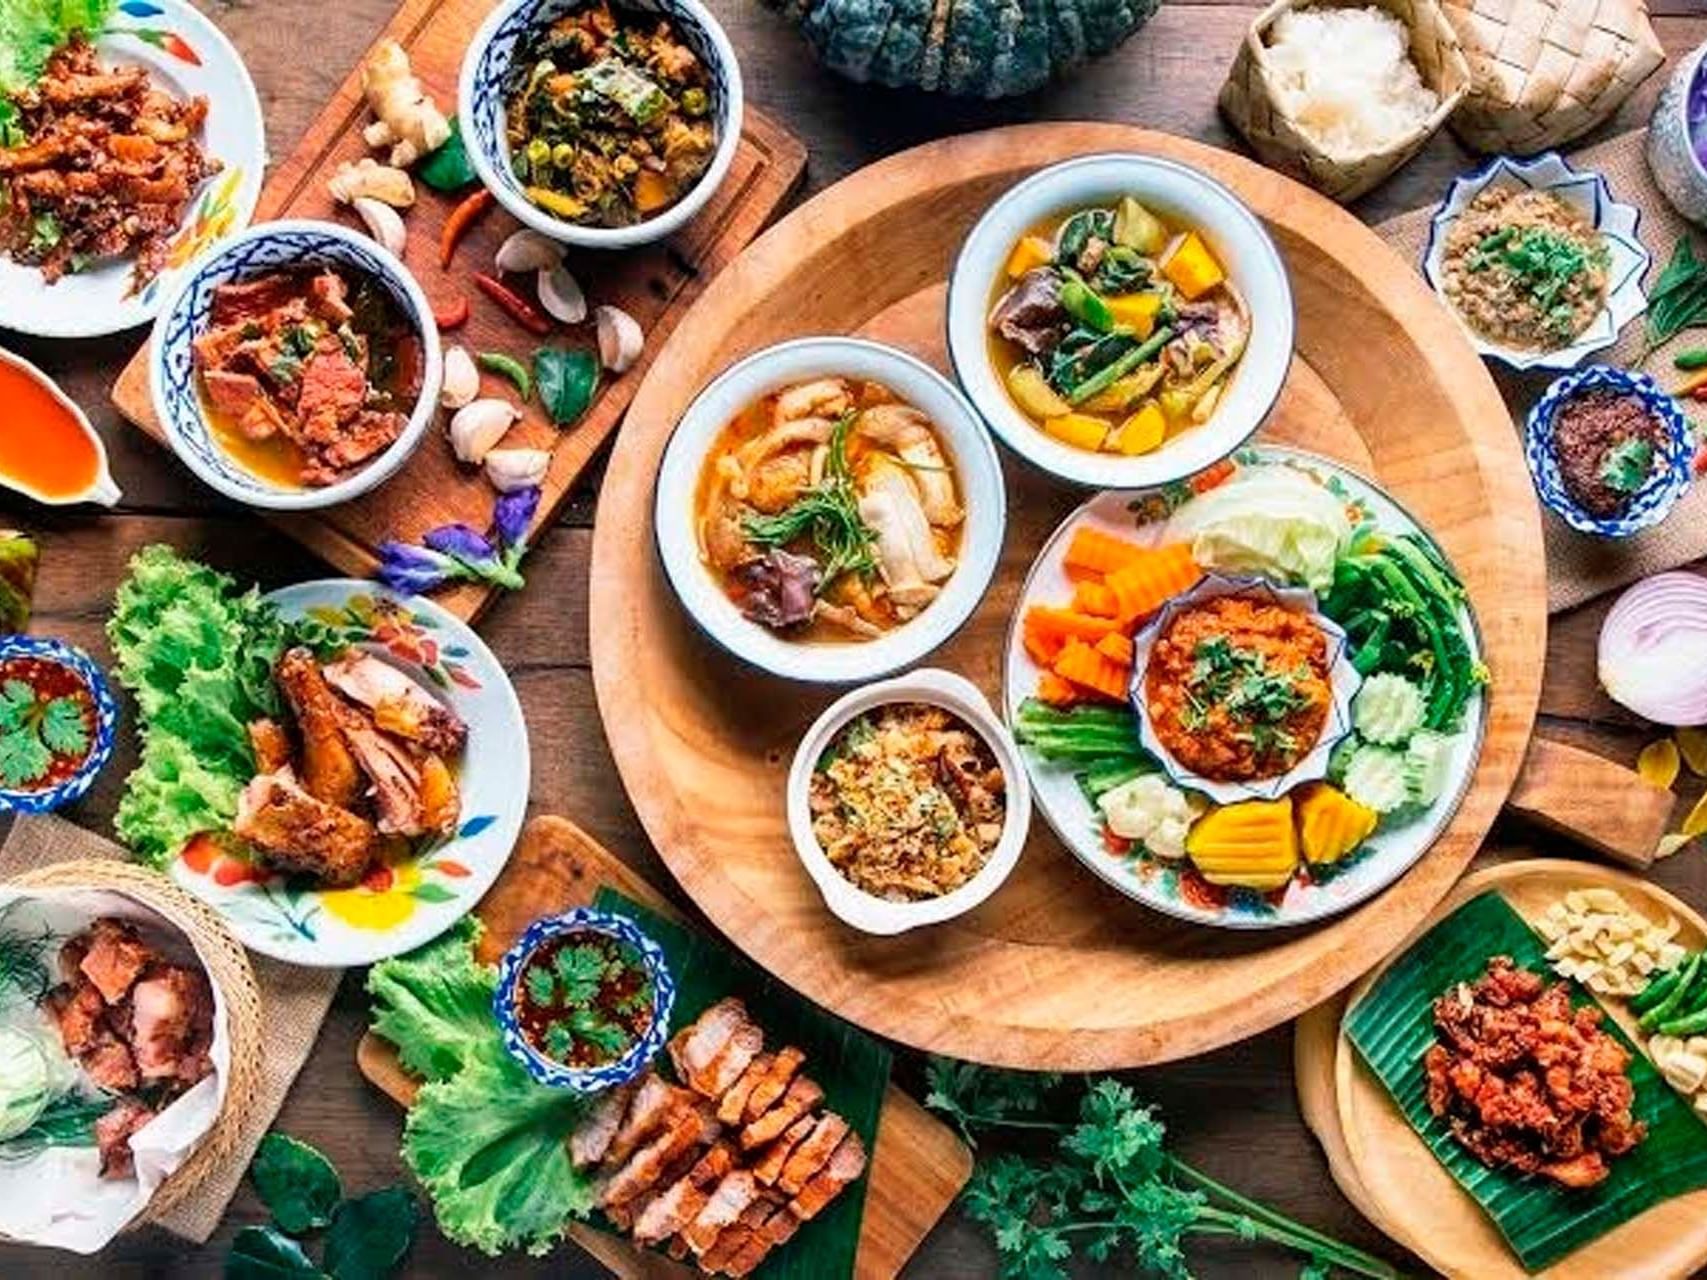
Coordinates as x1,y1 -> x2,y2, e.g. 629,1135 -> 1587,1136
377,540 -> 457,595
494,486 -> 541,551
424,523 -> 500,568
376,486 -> 542,597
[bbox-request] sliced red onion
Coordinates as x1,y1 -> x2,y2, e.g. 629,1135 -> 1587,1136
1599,572 -> 1707,725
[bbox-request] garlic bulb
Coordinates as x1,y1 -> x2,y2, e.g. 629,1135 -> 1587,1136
495,229 -> 563,274
595,304 -> 643,373
447,398 -> 521,464
439,346 -> 479,409
537,264 -> 587,324
352,196 -> 406,256
484,447 -> 551,493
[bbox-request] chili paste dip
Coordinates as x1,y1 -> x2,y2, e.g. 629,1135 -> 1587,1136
0,654 -> 96,792
1551,390 -> 1661,518
513,927 -> 656,1069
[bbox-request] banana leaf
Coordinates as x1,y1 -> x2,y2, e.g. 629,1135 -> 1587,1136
593,889 -> 888,1280
1345,890 -> 1707,1271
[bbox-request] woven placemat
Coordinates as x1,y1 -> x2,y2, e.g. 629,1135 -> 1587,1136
1376,126 -> 1707,615
0,815 -> 340,1244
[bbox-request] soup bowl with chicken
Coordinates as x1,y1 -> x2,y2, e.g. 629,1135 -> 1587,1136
655,337 -> 1005,683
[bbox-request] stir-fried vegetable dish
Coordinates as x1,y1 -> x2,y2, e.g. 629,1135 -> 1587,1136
504,0 -> 716,228
695,377 -> 964,642
987,195 -> 1249,455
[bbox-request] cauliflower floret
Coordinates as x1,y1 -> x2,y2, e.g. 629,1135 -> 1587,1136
1097,774 -> 1200,860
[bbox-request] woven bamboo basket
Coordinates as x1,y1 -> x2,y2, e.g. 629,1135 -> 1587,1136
1219,0 -> 1472,203
1442,0 -> 1665,155
2,860 -> 263,1233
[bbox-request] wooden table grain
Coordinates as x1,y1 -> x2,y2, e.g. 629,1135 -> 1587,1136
4,2 -> 1707,1276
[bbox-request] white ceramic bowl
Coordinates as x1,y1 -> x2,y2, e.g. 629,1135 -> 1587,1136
654,336 -> 1006,683
946,152 -> 1294,490
459,0 -> 744,250
786,668 -> 1032,935
149,219 -> 442,511
1422,152 -> 1650,373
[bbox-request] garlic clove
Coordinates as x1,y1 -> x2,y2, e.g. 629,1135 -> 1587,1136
440,346 -> 479,409
536,263 -> 587,324
328,157 -> 415,208
352,196 -> 407,256
484,447 -> 552,493
595,304 -> 643,374
447,398 -> 521,464
496,229 -> 564,274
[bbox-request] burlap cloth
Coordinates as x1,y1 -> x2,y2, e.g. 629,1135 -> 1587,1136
1376,127 -> 1707,614
0,814 -> 340,1243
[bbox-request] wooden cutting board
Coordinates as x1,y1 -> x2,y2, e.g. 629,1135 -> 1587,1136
356,815 -> 972,1280
110,0 -> 806,621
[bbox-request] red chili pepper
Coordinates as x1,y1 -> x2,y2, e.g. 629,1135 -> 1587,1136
439,189 -> 494,268
1695,448 -> 1707,477
472,272 -> 551,336
433,295 -> 470,330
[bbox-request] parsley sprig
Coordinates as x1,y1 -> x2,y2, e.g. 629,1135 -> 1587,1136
1181,637 -> 1311,761
926,1060 -> 1404,1279
524,941 -> 651,1066
1598,437 -> 1654,496
0,678 -> 90,788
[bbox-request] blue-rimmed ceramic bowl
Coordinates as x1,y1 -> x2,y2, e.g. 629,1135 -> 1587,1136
0,637 -> 118,814
1129,574 -> 1360,807
1524,365 -> 1693,539
147,219 -> 442,511
494,907 -> 674,1093
1422,152 -> 1650,372
458,0 -> 743,250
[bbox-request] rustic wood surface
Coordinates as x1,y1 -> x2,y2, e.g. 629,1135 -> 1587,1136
356,814 -> 972,1280
590,120 -> 1546,1070
1298,858 -> 1707,1280
4,0 -> 1707,1276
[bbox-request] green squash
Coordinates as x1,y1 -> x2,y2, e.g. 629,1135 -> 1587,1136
770,0 -> 1161,98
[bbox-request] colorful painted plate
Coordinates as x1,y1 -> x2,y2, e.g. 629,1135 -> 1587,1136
1002,445 -> 1488,930
0,0 -> 265,339
167,581 -> 529,966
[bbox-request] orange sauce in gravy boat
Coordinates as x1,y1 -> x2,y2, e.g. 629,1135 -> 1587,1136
0,349 -> 121,506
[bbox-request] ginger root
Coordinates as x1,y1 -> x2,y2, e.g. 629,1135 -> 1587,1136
360,39 -> 450,168
327,157 -> 416,208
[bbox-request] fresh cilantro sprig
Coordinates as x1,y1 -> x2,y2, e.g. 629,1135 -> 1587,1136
926,1059 -> 1405,1280
0,678 -> 90,788
1599,437 -> 1655,496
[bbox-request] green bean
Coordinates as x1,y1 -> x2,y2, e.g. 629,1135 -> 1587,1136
1632,963 -> 1687,1013
1642,952 -> 1701,1030
1066,327 -> 1174,405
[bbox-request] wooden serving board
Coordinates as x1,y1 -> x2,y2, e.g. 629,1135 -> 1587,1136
356,814 -> 972,1280
1297,859 -> 1707,1280
588,122 -> 1546,1071
110,0 -> 806,621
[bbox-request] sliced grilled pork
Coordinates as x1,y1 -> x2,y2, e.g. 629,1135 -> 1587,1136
670,998 -> 764,1099
751,1114 -> 817,1187
777,1112 -> 849,1195
683,1170 -> 761,1255
740,1075 -> 823,1150
788,1131 -> 868,1221
718,1052 -> 772,1125
602,1103 -> 719,1208
743,1045 -> 804,1122
569,1080 -> 636,1169
632,1140 -> 736,1245
604,1074 -> 691,1168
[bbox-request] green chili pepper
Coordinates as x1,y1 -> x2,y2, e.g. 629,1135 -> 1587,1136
1059,277 -> 1114,333
477,352 -> 532,401
1658,1005 -> 1707,1037
1632,962 -> 1688,1014
1642,952 -> 1701,1029
1675,348 -> 1707,371
1067,326 -> 1174,406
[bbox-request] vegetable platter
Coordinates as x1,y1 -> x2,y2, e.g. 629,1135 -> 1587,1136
590,122 -> 1547,1070
108,0 -> 807,622
355,814 -> 973,1279
1295,859 -> 1707,1280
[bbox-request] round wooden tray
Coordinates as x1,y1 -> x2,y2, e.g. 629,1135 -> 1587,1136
589,123 -> 1545,1070
1296,859 -> 1707,1279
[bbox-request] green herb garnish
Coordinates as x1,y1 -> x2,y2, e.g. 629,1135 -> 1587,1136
1648,236 -> 1707,348
550,943 -> 610,1007
0,677 -> 89,788
1182,636 -> 1309,760
742,410 -> 879,592
1599,437 -> 1655,495
1467,225 -> 1604,338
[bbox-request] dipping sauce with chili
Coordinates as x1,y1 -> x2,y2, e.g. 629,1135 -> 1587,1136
0,357 -> 102,502
513,928 -> 656,1069
1551,390 -> 1661,518
0,655 -> 96,792
1144,595 -> 1331,782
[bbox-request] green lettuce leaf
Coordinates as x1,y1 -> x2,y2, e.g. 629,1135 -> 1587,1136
366,919 -> 496,1084
0,0 -> 116,96
114,734 -> 247,868
401,1039 -> 597,1257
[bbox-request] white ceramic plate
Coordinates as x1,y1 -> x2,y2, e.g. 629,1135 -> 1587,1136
1002,445 -> 1487,930
167,581 -> 528,966
1421,152 -> 1650,373
0,0 -> 265,339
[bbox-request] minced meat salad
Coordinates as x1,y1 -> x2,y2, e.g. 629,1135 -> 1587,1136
1551,390 -> 1661,518
809,702 -> 1005,901
1441,187 -> 1609,352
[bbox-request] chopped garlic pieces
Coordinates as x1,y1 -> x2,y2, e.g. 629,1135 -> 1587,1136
1535,889 -> 1687,997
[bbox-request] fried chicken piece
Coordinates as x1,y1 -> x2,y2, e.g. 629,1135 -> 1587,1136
47,979 -> 107,1055
234,772 -> 376,886
248,717 -> 295,774
320,652 -> 468,756
81,1033 -> 141,1093
275,648 -> 364,809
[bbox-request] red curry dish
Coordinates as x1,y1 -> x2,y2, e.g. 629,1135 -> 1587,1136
1144,594 -> 1331,782
192,267 -> 423,488
0,36 -> 219,289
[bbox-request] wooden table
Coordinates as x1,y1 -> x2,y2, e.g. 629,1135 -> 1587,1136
4,3 -> 1707,1276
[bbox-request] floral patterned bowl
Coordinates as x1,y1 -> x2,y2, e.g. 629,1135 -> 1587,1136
167,580 -> 529,967
494,907 -> 674,1092
0,636 -> 119,815
1522,365 -> 1694,539
1421,152 -> 1650,373
1129,574 -> 1360,807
